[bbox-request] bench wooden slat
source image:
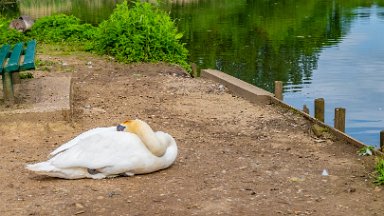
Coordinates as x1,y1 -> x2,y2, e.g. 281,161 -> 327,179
0,44 -> 11,74
4,42 -> 24,73
20,40 -> 36,71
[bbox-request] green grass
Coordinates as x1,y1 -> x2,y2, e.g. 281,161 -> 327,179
19,72 -> 33,79
374,158 -> 384,185
357,146 -> 375,156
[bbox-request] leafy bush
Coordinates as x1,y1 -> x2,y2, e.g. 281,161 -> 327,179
90,0 -> 189,70
1,15 -> 95,46
0,17 -> 27,45
26,14 -> 96,43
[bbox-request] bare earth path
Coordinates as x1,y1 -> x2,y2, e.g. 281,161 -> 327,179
0,53 -> 383,215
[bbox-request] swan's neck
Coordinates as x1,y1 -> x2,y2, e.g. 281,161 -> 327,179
151,131 -> 178,170
135,121 -> 167,157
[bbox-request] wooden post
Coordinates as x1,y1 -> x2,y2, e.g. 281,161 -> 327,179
2,72 -> 15,104
380,131 -> 384,152
303,105 -> 309,114
334,108 -> 346,132
274,81 -> 283,100
12,71 -> 20,84
314,98 -> 325,122
191,63 -> 199,78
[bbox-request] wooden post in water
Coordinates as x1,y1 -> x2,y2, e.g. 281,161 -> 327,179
380,131 -> 384,152
314,98 -> 325,122
274,81 -> 283,100
334,108 -> 346,132
2,73 -> 15,104
303,105 -> 309,114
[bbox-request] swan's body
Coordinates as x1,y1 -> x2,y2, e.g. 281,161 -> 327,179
26,120 -> 178,179
49,126 -> 117,156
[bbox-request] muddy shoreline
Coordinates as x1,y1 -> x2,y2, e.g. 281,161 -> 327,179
0,53 -> 383,215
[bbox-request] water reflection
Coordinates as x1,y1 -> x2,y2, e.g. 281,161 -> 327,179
0,2 -> 19,17
284,5 -> 384,146
167,0 -> 354,92
19,0 -> 72,19
4,0 -> 122,24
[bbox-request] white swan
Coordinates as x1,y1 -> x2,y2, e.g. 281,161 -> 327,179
26,119 -> 178,179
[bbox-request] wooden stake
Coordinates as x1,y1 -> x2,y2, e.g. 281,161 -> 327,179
380,131 -> 384,152
314,98 -> 324,122
2,72 -> 14,104
334,108 -> 346,132
191,63 -> 198,78
12,71 -> 20,84
303,105 -> 309,114
274,81 -> 283,100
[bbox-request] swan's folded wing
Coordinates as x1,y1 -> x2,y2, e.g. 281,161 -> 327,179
50,127 -> 117,156
49,131 -> 150,170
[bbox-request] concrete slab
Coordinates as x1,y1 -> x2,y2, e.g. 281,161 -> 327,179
0,75 -> 72,121
201,69 -> 274,104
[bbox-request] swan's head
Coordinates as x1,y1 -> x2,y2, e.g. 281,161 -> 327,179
117,119 -> 167,157
117,119 -> 141,133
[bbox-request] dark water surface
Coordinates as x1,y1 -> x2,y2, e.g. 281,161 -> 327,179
2,0 -> 383,146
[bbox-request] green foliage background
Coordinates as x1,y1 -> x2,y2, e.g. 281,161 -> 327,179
0,0 -> 189,71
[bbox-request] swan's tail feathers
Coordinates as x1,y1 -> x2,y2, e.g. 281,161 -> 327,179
25,162 -> 74,179
26,162 -> 55,173
26,162 -> 95,179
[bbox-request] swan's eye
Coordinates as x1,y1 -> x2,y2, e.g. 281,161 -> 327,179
116,124 -> 126,131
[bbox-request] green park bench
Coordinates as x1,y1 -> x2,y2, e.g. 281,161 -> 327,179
0,40 -> 37,103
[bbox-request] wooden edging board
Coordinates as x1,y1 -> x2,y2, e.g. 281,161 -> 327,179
201,68 -> 379,154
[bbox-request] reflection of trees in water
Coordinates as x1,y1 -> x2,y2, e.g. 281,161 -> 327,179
18,0 -> 72,19
14,0 -> 119,24
0,1 -> 19,18
169,0 -> 361,92
71,0 -> 116,24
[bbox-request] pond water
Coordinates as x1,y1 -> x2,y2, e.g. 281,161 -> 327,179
2,0 -> 383,146
1,0 -> 118,24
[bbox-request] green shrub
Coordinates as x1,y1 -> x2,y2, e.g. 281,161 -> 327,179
0,17 -> 27,45
90,0 -> 189,70
1,15 -> 95,47
26,14 -> 96,44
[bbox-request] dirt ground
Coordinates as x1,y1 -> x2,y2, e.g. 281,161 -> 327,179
1,53 -> 384,216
